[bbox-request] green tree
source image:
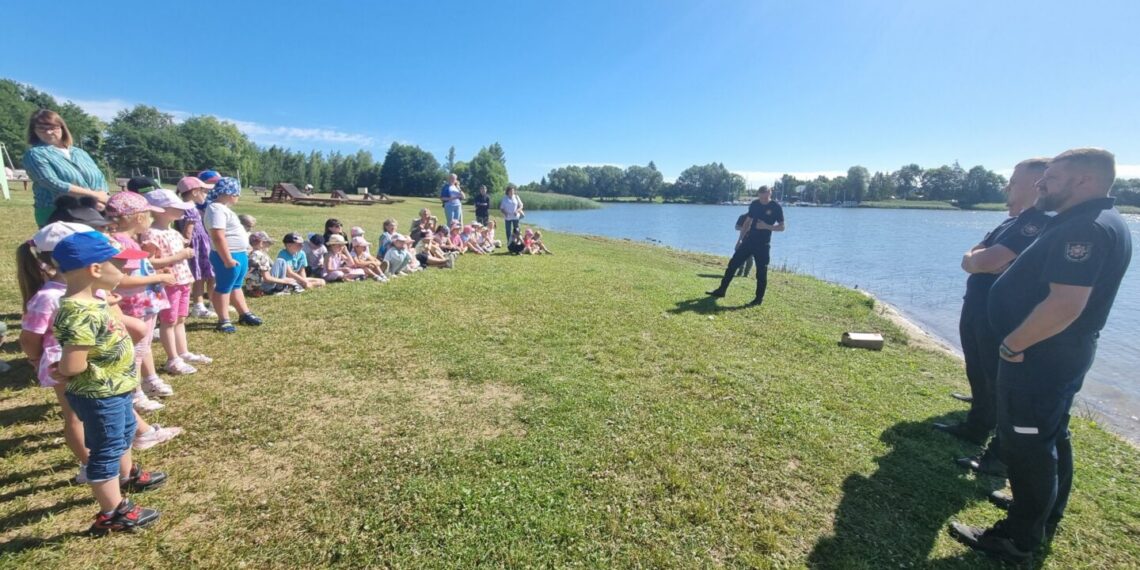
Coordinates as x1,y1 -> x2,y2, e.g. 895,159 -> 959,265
105,105 -> 188,175
546,166 -> 591,197
960,165 -> 1006,206
377,142 -> 445,196
895,163 -> 923,199
446,146 -> 456,173
674,163 -> 744,204
178,116 -> 258,180
921,164 -> 966,201
624,162 -> 664,201
844,166 -> 870,203
867,171 -> 897,201
465,145 -> 510,197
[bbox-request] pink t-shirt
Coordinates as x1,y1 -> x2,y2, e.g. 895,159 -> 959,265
22,281 -> 66,386
142,227 -> 194,285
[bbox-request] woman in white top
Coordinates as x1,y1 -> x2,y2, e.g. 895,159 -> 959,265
499,185 -> 525,241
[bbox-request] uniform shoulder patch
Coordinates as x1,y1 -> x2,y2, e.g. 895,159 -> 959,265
1064,242 -> 1092,262
1020,223 -> 1040,237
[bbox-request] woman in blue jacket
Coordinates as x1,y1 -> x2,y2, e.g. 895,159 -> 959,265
22,109 -> 109,227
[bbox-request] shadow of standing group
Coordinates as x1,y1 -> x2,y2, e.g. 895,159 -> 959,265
807,413 -> 1033,569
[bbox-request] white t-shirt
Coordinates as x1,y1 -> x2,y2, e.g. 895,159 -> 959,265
204,202 -> 249,253
499,195 -> 523,220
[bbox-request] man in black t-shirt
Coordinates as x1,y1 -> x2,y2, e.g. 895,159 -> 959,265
707,186 -> 785,305
951,148 -> 1132,563
935,158 -> 1051,475
474,185 -> 491,226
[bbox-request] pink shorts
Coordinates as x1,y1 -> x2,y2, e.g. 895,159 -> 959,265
159,283 -> 192,325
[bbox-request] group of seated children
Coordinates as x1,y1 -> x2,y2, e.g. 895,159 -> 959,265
507,227 -> 554,255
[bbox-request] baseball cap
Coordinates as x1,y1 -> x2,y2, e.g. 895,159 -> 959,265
250,231 -> 271,244
61,205 -> 110,227
52,231 -> 148,273
283,232 -> 304,245
144,189 -> 194,211
198,170 -> 222,185
107,191 -> 163,217
32,222 -> 96,252
177,176 -> 208,194
126,176 -> 162,194
308,234 -> 324,246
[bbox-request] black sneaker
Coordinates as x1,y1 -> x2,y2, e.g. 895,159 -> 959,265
88,499 -> 160,536
949,521 -> 1032,564
988,490 -> 1013,511
746,298 -> 764,307
933,422 -> 988,446
120,464 -> 167,493
215,321 -> 236,334
956,454 -> 1008,478
238,312 -> 263,326
951,392 -> 973,403
706,289 -> 726,298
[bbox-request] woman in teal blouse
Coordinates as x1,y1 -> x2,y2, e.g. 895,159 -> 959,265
22,109 -> 109,227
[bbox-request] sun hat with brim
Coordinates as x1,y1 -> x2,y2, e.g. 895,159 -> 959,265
144,189 -> 194,211
351,236 -> 370,247
107,191 -> 163,217
326,234 -> 348,246
392,233 -> 412,243
33,222 -> 96,253
350,226 -> 365,237
250,231 -> 271,244
177,176 -> 208,194
52,231 -> 148,273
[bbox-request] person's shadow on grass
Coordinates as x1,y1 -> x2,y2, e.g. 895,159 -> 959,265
807,413 -> 1011,569
667,296 -> 753,315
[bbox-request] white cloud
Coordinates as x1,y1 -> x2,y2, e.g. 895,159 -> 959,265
732,170 -> 847,187
57,92 -> 374,148
1118,164 -> 1140,178
219,118 -> 374,147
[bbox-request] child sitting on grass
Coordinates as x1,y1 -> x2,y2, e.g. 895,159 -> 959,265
507,229 -> 526,255
246,232 -> 300,295
303,234 -> 327,279
461,225 -> 488,254
530,230 -> 554,254
279,233 -> 326,290
50,231 -> 167,535
324,234 -> 366,282
414,234 -> 455,269
239,214 -> 257,233
142,189 -> 212,375
350,237 -> 389,281
378,218 -> 398,257
384,234 -> 420,276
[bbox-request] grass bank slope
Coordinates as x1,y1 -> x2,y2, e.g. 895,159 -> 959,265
0,193 -> 1138,568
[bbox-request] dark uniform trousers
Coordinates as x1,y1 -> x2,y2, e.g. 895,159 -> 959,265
996,335 -> 1095,549
960,303 -> 1000,433
717,241 -> 770,302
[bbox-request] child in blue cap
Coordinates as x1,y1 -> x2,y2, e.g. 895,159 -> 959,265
51,231 -> 168,535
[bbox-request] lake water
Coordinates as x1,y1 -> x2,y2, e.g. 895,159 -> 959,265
525,203 -> 1140,442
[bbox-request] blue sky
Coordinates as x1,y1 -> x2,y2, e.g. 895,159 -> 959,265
6,0 -> 1139,185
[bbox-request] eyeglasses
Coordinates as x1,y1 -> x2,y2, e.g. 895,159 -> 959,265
35,124 -> 62,132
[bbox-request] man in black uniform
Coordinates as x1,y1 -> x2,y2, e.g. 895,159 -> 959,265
935,158 -> 1052,477
707,186 -> 784,306
951,148 -> 1132,563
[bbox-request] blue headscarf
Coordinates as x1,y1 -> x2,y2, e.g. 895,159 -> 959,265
206,177 -> 242,205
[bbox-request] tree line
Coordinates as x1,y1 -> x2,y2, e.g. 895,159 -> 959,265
4,78 -> 1138,206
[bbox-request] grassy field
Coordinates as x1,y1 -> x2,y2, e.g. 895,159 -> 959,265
1,190 -> 1138,568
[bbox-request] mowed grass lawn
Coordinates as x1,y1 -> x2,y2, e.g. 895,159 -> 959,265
1,190 -> 1138,568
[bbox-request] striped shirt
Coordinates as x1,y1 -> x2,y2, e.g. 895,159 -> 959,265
22,144 -> 108,209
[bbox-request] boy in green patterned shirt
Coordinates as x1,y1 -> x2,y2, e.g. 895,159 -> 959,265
51,231 -> 169,535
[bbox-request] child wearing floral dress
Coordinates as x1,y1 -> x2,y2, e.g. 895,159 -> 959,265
142,189 -> 212,374
105,192 -> 177,400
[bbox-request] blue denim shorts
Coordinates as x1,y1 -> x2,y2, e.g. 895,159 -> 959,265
66,391 -> 136,482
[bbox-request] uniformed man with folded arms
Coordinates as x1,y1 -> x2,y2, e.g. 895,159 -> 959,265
950,148 -> 1132,563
